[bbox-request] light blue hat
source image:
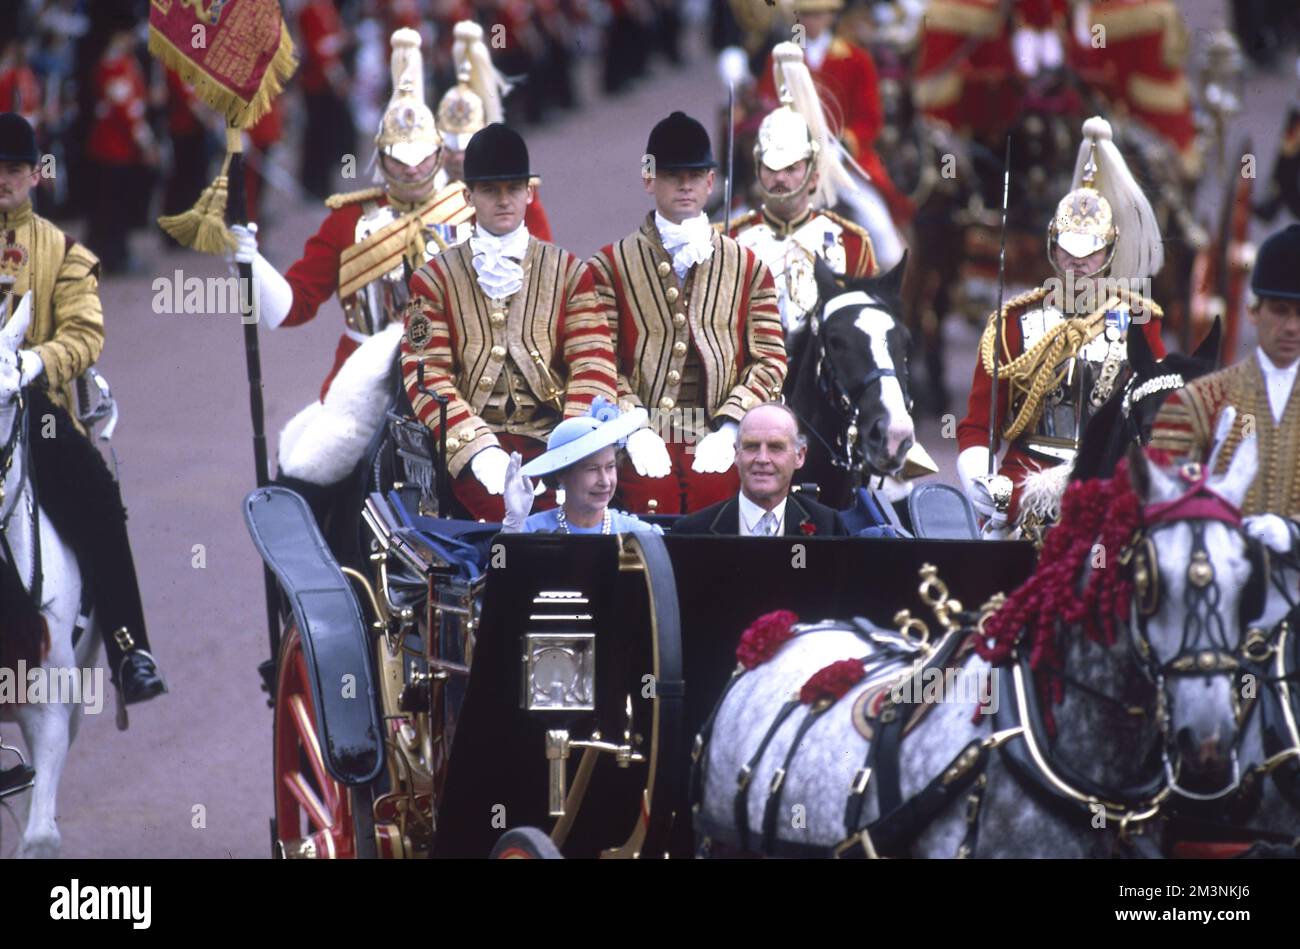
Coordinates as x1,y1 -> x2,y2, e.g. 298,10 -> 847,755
521,397 -> 647,477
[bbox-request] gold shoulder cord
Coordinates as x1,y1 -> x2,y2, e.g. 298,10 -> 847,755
978,288 -> 1163,443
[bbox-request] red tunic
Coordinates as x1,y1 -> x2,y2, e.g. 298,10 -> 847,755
86,52 -> 151,165
957,297 -> 1166,518
756,37 -> 910,223
1067,0 -> 1197,162
914,0 -> 1066,142
298,0 -> 347,95
0,63 -> 40,128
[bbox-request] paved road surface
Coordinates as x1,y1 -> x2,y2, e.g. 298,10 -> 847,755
1,2 -> 1294,857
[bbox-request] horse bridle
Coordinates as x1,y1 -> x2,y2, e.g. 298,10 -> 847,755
1119,463 -> 1263,800
0,387 -> 42,608
809,293 -> 913,475
1119,370 -> 1185,443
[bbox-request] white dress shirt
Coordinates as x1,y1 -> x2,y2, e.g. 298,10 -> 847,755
1256,347 -> 1299,425
470,221 -> 530,300
804,30 -> 833,71
738,493 -> 787,537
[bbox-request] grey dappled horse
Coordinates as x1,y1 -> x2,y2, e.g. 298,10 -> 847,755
694,439 -> 1265,857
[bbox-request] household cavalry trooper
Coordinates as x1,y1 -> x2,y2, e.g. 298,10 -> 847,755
400,123 -> 618,522
590,111 -> 786,515
231,27 -> 471,403
726,41 -> 878,342
955,116 -> 1168,540
1151,224 -> 1300,534
0,111 -> 165,712
432,20 -> 553,243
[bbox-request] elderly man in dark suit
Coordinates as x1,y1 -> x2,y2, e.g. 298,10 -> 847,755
671,402 -> 849,536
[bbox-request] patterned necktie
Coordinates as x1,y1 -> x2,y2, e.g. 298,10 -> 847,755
756,511 -> 779,536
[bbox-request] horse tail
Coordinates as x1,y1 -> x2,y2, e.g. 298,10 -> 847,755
0,552 -> 50,672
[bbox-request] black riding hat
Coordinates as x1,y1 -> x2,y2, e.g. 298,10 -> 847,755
1252,224 -> 1300,302
645,111 -> 716,171
0,112 -> 39,166
462,123 -> 531,184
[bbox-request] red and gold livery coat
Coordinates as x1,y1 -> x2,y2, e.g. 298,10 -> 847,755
1068,0 -> 1197,168
400,237 -> 617,477
914,0 -> 1066,141
1150,356 -> 1300,518
588,213 -> 786,428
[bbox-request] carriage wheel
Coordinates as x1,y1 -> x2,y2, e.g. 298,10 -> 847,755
490,827 -> 564,859
272,623 -> 374,858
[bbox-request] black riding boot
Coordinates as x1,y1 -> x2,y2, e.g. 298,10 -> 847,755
26,390 -> 166,707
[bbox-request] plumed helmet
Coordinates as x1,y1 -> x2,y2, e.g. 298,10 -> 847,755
375,28 -> 442,167
436,21 -> 510,151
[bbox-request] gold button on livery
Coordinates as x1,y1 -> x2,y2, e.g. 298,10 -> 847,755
478,376 -> 492,389
667,370 -> 681,384
446,437 -> 460,451
672,341 -> 687,355
490,345 -> 506,358
672,312 -> 686,327
665,287 -> 679,303
657,261 -> 671,277
659,396 -> 675,410
490,311 -> 506,325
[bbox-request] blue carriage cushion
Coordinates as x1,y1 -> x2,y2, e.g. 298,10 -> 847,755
386,490 -> 501,580
906,483 -> 980,540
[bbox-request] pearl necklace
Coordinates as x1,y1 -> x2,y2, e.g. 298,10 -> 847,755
556,507 -> 612,534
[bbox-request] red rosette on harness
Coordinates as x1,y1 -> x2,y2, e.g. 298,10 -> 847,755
800,658 -> 867,706
736,610 -> 800,670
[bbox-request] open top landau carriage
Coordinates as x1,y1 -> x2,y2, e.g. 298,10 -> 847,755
241,371 -> 1038,859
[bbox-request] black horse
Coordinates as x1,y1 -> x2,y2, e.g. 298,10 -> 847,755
1071,317 -> 1222,483
785,254 -> 916,511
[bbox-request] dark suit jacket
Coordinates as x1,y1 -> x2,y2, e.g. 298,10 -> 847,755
671,492 -> 850,537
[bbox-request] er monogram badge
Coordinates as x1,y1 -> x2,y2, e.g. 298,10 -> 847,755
406,311 -> 433,351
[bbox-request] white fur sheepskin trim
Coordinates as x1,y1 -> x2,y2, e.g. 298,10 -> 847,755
278,323 -> 404,484
1016,461 -> 1073,526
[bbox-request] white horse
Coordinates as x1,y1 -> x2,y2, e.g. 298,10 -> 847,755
695,438 -> 1265,857
0,293 -> 100,858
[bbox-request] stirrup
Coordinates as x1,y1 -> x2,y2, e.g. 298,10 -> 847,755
114,649 -> 169,730
0,739 -> 35,800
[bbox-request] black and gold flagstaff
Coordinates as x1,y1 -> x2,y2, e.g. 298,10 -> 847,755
146,0 -> 298,670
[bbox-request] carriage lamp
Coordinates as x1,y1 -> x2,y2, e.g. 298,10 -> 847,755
523,633 -> 595,712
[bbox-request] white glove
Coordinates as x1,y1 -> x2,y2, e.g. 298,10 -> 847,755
957,446 -> 1009,528
227,223 -> 293,329
501,451 -> 535,532
470,446 -> 511,495
626,427 -> 672,478
1012,27 -> 1041,77
230,222 -> 259,265
1245,514 -> 1296,555
691,421 -> 739,474
17,349 -> 43,386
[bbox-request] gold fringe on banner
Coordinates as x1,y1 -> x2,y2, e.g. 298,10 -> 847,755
147,22 -> 297,131
157,129 -> 244,254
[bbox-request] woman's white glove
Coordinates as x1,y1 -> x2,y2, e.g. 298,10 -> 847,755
626,427 -> 672,477
470,445 -> 511,495
1245,514 -> 1296,554
501,451 -> 535,532
691,421 -> 739,474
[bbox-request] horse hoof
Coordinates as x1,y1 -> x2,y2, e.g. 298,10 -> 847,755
18,831 -> 60,859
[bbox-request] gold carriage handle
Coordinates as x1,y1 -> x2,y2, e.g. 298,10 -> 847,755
545,695 -> 646,817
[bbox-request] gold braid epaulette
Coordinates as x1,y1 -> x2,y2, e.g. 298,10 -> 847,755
325,187 -> 386,210
978,287 -> 1163,443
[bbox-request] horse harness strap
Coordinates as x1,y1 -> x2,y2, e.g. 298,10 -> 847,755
733,700 -> 800,853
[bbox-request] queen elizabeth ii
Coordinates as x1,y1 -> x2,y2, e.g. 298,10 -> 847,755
501,398 -> 663,535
